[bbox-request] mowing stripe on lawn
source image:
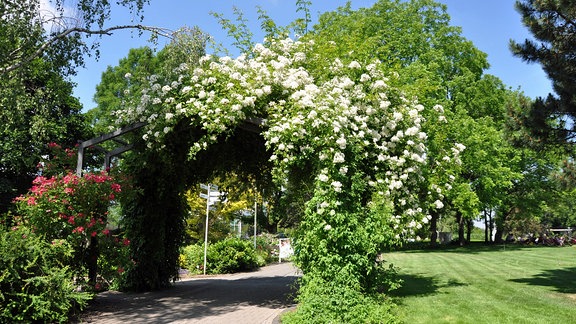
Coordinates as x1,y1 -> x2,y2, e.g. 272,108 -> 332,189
386,245 -> 576,323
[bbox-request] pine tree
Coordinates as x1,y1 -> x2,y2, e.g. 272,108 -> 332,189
510,0 -> 576,144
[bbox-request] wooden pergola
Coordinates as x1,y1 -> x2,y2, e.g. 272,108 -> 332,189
75,117 -> 263,176
75,122 -> 146,176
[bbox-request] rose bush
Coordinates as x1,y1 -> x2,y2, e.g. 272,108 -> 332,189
14,144 -> 131,289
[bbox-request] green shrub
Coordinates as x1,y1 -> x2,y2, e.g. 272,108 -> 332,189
181,243 -> 205,275
208,238 -> 260,274
282,276 -> 398,324
0,227 -> 92,322
255,234 -> 279,264
180,238 -> 262,275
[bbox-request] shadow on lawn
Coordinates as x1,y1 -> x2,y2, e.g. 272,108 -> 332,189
396,242 -> 548,254
389,273 -> 467,299
510,267 -> 576,294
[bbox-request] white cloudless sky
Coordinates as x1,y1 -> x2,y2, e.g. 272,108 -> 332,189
70,0 -> 553,111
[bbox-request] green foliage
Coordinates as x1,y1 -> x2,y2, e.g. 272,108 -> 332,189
282,276 -> 398,324
307,0 -> 488,92
180,238 -> 262,275
208,238 -> 261,274
95,2 -> 574,323
0,0 -> 152,214
180,244 -> 205,275
255,234 -> 279,264
13,144 -> 131,288
120,139 -> 193,291
211,7 -> 255,56
1,0 -> 149,75
0,227 -> 91,323
511,0 -> 576,146
89,27 -> 209,132
0,56 -> 91,214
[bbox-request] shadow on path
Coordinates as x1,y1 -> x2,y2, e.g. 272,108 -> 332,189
76,263 -> 299,323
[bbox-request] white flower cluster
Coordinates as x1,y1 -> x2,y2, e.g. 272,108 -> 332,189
112,37 -> 456,236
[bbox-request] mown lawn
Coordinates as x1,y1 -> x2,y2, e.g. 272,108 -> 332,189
386,244 -> 576,323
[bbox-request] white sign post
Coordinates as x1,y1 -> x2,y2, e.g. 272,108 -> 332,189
200,183 -> 218,275
253,197 -> 257,249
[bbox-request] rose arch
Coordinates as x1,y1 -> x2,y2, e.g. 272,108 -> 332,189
111,38 -> 459,310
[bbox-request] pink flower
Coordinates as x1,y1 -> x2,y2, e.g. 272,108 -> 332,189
91,231 -> 97,237
62,173 -> 78,185
27,197 -> 37,206
32,176 -> 46,185
102,229 -> 110,236
122,238 -> 130,246
72,226 -> 84,234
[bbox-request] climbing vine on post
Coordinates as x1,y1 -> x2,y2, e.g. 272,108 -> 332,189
114,38 -> 461,319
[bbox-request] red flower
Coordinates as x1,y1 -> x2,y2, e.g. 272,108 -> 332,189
117,267 -> 125,274
62,173 -> 78,185
102,229 -> 110,236
122,238 -> 130,246
91,231 -> 97,237
111,183 -> 121,193
27,197 -> 37,206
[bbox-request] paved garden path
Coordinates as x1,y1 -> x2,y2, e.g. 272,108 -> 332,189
76,262 -> 300,324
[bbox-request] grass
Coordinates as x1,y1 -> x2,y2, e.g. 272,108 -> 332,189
386,243 -> 576,323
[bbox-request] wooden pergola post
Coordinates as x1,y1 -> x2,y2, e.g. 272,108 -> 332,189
76,122 -> 146,176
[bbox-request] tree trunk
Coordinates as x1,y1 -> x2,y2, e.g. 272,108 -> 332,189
87,236 -> 99,286
429,211 -> 438,247
484,209 -> 489,243
466,219 -> 473,243
494,209 -> 510,244
456,211 -> 465,246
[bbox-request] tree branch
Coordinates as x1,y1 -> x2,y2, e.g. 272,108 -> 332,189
0,24 -> 174,75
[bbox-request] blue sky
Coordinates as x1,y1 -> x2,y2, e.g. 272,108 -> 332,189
71,0 -> 553,111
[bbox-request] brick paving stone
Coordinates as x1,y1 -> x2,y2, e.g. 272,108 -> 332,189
74,262 -> 300,324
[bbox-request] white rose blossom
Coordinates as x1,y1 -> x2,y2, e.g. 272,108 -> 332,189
109,37 -> 459,241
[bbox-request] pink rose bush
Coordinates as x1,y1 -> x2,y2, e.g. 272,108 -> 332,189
13,144 -> 131,289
